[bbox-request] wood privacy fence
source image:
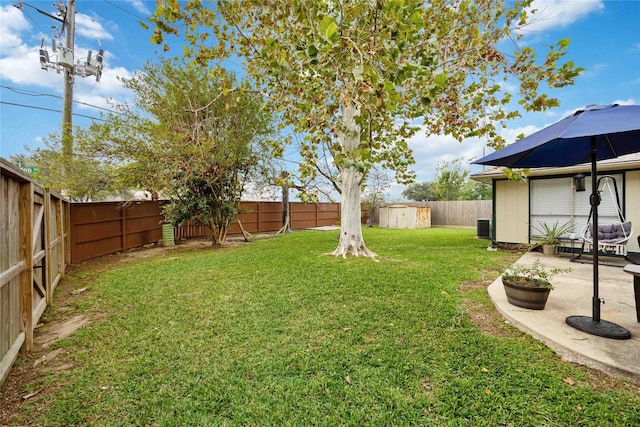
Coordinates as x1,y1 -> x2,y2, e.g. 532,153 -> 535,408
375,201 -> 492,227
1,159 -> 70,385
70,201 -> 341,263
423,200 -> 492,227
2,168 -> 488,385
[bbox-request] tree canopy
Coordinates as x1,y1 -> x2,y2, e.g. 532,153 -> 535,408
402,158 -> 491,201
151,0 -> 582,257
78,58 -> 276,244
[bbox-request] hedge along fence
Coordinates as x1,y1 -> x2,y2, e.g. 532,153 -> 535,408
70,200 -> 342,264
1,159 -> 70,385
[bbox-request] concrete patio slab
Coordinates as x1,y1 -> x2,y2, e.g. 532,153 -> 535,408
488,252 -> 640,383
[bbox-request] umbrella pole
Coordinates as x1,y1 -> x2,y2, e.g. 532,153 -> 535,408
591,142 -> 601,322
566,137 -> 631,339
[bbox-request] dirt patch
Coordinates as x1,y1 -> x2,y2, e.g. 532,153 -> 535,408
34,315 -> 91,348
459,278 -> 521,338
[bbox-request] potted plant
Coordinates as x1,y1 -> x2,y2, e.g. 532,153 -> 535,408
501,259 -> 571,309
531,220 -> 573,255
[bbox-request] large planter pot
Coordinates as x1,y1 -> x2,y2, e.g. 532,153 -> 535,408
502,277 -> 551,310
542,244 -> 556,256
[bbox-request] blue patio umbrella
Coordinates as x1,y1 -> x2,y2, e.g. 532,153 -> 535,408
474,104 -> 640,339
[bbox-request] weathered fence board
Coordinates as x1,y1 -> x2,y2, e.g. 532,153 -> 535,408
1,159 -> 70,385
423,201 -> 492,227
69,200 -> 342,263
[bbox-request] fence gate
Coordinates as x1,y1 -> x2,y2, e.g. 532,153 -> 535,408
1,160 -> 69,385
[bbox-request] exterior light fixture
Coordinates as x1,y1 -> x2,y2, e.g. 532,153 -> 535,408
573,173 -> 586,192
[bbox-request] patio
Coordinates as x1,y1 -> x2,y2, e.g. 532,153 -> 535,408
488,252 -> 640,382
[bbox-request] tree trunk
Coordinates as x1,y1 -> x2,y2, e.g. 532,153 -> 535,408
207,218 -> 226,246
279,184 -> 291,234
329,104 -> 377,259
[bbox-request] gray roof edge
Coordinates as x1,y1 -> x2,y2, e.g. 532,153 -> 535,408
471,152 -> 640,183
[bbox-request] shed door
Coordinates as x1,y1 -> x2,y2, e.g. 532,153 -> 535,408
529,173 -> 624,239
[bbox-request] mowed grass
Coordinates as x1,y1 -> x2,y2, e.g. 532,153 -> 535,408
15,228 -> 640,425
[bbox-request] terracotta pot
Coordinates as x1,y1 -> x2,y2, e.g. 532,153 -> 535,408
502,277 -> 551,310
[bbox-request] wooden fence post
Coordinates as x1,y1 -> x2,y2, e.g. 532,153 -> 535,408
19,182 -> 34,351
121,204 -> 128,252
44,190 -> 53,304
56,197 -> 65,282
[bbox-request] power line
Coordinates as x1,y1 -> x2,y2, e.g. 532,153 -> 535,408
103,0 -> 151,22
19,8 -> 49,36
1,85 -> 119,114
0,101 -> 106,121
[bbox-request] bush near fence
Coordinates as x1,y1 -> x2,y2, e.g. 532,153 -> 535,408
69,200 -> 343,264
2,161 -> 489,386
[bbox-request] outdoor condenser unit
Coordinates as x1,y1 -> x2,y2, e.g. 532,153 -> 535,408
477,218 -> 492,239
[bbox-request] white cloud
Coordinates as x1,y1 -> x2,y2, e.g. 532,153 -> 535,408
0,44 -> 63,88
75,13 -> 114,41
0,5 -> 30,52
402,122 -> 546,184
407,131 -> 487,182
520,0 -> 604,34
0,5 -> 135,108
126,0 -> 152,15
612,98 -> 637,106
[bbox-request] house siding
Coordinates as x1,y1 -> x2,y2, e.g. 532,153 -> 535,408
626,170 -> 640,253
495,180 -> 529,244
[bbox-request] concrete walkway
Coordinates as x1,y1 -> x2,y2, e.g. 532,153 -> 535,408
488,252 -> 640,382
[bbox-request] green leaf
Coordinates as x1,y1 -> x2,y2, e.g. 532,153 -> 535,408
434,73 -> 447,88
307,44 -> 318,58
319,16 -> 338,43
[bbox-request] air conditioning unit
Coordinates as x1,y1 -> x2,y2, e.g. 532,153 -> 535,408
477,218 -> 492,239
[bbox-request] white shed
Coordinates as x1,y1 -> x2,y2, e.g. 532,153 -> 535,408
378,205 -> 431,229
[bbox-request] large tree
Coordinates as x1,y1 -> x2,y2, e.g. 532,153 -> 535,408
28,133 -> 129,201
151,0 -> 581,257
402,181 -> 437,202
432,158 -> 469,201
80,58 -> 275,245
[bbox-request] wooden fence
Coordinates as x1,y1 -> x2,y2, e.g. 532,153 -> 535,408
2,171 -> 489,385
373,201 -> 492,227
423,200 -> 492,227
70,200 -> 342,263
371,201 -> 491,227
1,159 -> 70,385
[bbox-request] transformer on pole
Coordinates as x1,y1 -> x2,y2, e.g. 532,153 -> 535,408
17,0 -> 104,166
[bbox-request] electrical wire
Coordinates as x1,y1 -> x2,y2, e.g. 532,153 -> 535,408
103,0 -> 151,22
0,101 -> 106,122
1,85 -> 119,114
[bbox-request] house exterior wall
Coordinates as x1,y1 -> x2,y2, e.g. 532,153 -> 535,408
494,180 -> 529,244
626,170 -> 640,253
491,170 -> 639,254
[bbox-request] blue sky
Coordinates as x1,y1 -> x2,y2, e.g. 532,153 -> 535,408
1,0 -> 639,199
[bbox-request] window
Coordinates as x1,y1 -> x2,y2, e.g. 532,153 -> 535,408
529,174 -> 624,240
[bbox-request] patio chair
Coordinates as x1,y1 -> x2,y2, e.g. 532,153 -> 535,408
580,176 -> 633,257
582,221 -> 633,256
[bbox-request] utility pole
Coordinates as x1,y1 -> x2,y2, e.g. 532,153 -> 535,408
61,0 -> 75,161
18,0 -> 103,174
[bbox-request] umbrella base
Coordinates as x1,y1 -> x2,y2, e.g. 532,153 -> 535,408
566,315 -> 631,340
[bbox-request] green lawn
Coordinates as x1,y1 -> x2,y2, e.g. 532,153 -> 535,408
9,228 -> 640,425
